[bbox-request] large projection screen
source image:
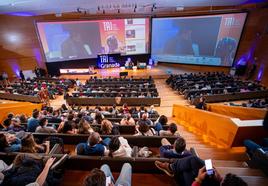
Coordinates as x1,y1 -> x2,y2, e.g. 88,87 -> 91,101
151,13 -> 247,67
36,18 -> 150,62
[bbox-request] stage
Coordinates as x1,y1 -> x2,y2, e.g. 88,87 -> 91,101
60,63 -> 230,80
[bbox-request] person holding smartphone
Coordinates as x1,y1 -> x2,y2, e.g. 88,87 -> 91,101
193,165 -> 247,186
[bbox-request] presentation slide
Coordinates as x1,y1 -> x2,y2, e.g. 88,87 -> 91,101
151,13 -> 247,66
36,18 -> 149,62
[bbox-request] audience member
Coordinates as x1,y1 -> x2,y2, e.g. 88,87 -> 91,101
7,117 -> 25,132
137,113 -> 153,126
195,97 -> 206,110
120,113 -> 135,125
160,137 -> 191,159
0,133 -> 21,152
100,119 -> 120,135
108,136 -> 132,158
193,166 -> 247,186
35,117 -> 57,133
154,115 -> 168,132
78,118 -> 94,134
84,163 -> 132,186
57,121 -> 76,134
27,110 -> 40,132
159,123 -> 180,137
134,121 -> 156,136
76,132 -> 110,156
3,113 -> 14,128
21,133 -> 49,154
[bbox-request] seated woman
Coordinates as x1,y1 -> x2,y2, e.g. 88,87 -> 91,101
35,117 -> 57,133
77,118 -> 94,134
21,133 -> 49,154
0,133 -> 21,152
57,121 -> 76,134
100,120 -> 120,135
154,115 -> 168,132
159,123 -> 180,137
120,113 -> 135,125
92,112 -> 104,125
134,121 -> 156,136
108,136 -> 132,158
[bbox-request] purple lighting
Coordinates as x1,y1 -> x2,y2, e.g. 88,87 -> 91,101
33,48 -> 42,67
8,59 -> 20,77
7,12 -> 35,17
257,64 -> 264,81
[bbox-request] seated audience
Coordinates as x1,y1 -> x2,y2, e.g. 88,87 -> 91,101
2,113 -> 14,128
35,117 -> 57,133
148,105 -> 158,115
108,136 -> 132,158
122,103 -> 129,114
134,121 -> 156,136
120,113 -> 135,125
21,133 -> 49,154
100,119 -> 120,135
0,154 -> 57,186
111,104 -> 119,115
25,157 -> 56,186
27,110 -> 40,132
154,115 -> 168,132
78,118 -> 94,134
76,132 -> 110,156
195,97 -> 206,110
0,133 -> 21,152
159,123 -> 180,137
138,106 -> 148,118
7,117 -> 25,132
137,113 -> 153,126
160,137 -> 191,159
193,166 -> 247,186
84,163 -> 132,186
57,121 -> 76,134
92,112 -> 104,125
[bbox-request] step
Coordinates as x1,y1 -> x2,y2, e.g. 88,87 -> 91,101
217,167 -> 265,177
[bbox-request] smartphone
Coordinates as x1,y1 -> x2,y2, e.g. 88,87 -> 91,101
205,159 -> 214,176
106,176 -> 111,186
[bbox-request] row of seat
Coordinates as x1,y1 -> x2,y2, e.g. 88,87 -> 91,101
66,97 -> 161,106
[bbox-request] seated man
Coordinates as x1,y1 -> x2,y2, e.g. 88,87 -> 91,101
155,156 -> 247,186
159,123 -> 180,137
137,113 -> 153,126
84,163 -> 132,186
160,137 -> 191,159
76,132 -> 110,156
7,118 -> 25,132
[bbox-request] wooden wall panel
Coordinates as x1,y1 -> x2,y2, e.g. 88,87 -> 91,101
0,7 -> 267,85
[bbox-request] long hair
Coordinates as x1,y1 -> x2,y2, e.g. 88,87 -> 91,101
101,120 -> 113,135
21,134 -> 38,153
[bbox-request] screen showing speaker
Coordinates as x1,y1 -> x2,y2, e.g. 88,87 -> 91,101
151,13 -> 247,67
36,18 -> 150,62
